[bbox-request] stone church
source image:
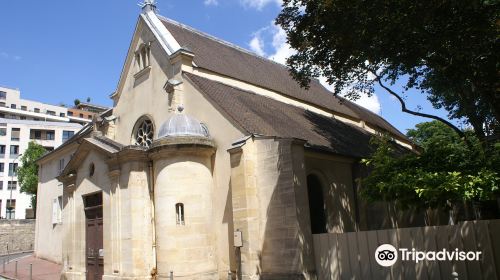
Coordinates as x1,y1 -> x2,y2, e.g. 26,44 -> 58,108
35,2 -> 414,279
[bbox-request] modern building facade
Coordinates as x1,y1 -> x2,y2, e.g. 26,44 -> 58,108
35,3 -> 421,280
0,87 -> 69,122
68,103 -> 109,124
0,86 -> 83,219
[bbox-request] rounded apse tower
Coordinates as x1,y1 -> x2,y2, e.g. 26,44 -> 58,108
150,110 -> 217,279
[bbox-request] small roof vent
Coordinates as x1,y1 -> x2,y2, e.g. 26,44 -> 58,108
158,107 -> 209,138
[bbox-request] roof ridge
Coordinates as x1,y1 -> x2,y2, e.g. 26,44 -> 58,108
158,16 -> 293,71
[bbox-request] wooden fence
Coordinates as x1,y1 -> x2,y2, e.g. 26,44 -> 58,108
312,219 -> 500,279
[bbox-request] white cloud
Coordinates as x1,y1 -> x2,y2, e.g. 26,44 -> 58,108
268,25 -> 295,64
249,23 -> 382,115
204,0 -> 218,6
240,0 -> 282,10
349,93 -> 381,114
0,51 -> 21,61
249,35 -> 266,56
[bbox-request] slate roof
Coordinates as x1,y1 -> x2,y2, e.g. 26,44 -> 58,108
185,73 -> 377,158
161,17 -> 407,140
88,135 -> 124,153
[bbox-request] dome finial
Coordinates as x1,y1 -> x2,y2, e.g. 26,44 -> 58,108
177,105 -> 184,113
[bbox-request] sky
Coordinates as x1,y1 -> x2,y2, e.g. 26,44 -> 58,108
0,0 -> 463,134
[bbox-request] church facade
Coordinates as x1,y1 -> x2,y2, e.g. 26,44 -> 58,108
35,3 -> 415,280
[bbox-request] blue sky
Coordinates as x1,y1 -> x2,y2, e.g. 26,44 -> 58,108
0,0 -> 462,134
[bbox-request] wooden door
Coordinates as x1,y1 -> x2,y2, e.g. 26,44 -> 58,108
84,193 -> 104,280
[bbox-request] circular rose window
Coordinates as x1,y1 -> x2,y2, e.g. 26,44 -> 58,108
134,118 -> 154,147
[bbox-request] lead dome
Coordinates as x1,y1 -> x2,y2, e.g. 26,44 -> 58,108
158,108 -> 209,138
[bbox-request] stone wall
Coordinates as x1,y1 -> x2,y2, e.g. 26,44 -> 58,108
0,219 -> 35,255
230,137 -> 316,280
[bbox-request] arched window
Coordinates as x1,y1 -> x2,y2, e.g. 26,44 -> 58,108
307,174 -> 327,234
176,203 -> 185,225
132,117 -> 154,148
135,42 -> 151,70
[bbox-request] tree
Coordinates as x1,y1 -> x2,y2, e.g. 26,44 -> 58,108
74,99 -> 81,106
17,142 -> 46,213
361,121 -> 500,214
276,0 -> 499,141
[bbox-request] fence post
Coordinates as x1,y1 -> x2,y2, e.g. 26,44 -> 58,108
30,263 -> 33,280
452,272 -> 459,280
170,271 -> 173,280
228,270 -> 232,280
14,260 -> 17,277
2,258 -> 4,273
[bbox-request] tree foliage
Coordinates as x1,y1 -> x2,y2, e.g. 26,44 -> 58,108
17,142 -> 46,210
276,0 -> 499,140
361,121 -> 500,210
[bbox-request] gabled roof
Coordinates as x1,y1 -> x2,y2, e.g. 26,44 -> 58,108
59,135 -> 123,177
36,124 -> 93,164
161,17 -> 407,141
37,109 -> 115,164
185,73 -> 377,158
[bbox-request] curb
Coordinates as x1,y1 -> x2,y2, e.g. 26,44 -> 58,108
0,251 -> 34,258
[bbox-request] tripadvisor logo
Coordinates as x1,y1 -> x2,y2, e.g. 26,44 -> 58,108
375,244 -> 398,267
375,244 -> 482,267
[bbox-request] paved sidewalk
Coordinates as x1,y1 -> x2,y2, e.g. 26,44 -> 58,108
0,254 -> 61,280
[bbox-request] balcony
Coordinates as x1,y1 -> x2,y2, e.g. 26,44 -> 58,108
30,130 -> 55,147
0,105 -> 68,122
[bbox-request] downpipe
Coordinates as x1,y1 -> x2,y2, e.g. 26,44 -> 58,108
149,161 -> 158,279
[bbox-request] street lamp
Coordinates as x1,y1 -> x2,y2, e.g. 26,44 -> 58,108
8,153 -> 22,219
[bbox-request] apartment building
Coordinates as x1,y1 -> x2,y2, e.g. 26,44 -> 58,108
68,103 -> 108,123
0,86 -> 83,219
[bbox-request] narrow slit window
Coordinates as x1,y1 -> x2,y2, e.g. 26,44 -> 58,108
175,203 -> 185,225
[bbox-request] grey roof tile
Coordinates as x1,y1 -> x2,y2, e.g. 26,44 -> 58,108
161,17 -> 407,140
185,73 -> 375,158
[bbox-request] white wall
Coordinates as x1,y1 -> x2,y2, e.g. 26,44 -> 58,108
0,86 -> 68,118
0,118 -> 81,219
35,145 -> 77,263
